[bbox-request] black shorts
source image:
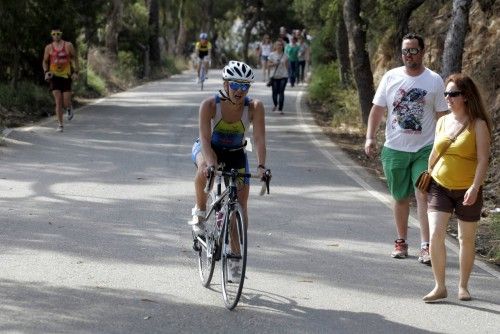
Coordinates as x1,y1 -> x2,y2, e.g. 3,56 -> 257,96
50,75 -> 72,92
198,51 -> 208,60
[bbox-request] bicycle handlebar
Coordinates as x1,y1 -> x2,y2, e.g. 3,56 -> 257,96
203,166 -> 272,195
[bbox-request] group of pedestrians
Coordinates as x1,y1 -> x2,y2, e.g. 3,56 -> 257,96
256,27 -> 311,114
365,33 -> 492,302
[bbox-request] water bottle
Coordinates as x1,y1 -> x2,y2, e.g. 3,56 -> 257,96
216,209 -> 225,229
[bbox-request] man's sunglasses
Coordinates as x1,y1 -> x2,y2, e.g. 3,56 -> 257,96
228,81 -> 251,92
51,32 -> 62,36
444,91 -> 462,97
401,48 -> 421,56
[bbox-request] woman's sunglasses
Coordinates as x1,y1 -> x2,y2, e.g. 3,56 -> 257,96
51,32 -> 62,37
229,81 -> 251,92
444,91 -> 462,97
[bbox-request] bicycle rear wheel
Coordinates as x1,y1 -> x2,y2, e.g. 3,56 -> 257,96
221,205 -> 247,310
196,192 -> 216,287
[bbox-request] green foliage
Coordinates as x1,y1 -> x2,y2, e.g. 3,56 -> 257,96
117,51 -> 140,82
308,62 -> 360,128
0,82 -> 53,126
85,68 -> 107,96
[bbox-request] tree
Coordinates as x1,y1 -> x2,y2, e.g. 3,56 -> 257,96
148,0 -> 161,70
336,3 -> 351,88
242,1 -> 263,63
441,0 -> 473,79
392,0 -> 426,64
105,0 -> 124,58
343,0 -> 375,125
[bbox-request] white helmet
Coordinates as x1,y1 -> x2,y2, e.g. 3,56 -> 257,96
222,61 -> 254,83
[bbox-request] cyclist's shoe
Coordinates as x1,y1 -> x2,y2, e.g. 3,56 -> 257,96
227,258 -> 241,283
391,239 -> 408,258
67,107 -> 74,121
188,207 -> 206,235
418,245 -> 431,265
56,125 -> 64,133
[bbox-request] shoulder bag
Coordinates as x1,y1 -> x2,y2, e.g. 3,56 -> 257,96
415,121 -> 468,192
267,53 -> 284,87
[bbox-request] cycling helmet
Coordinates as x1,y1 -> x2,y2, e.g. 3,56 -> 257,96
199,32 -> 208,40
222,61 -> 255,83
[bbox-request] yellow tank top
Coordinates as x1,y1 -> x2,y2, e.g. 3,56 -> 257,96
431,117 -> 477,189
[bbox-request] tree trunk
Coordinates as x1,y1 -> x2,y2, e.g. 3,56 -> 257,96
343,0 -> 375,125
336,8 -> 351,88
393,0 -> 426,64
148,0 -> 161,68
242,3 -> 261,63
175,0 -> 187,57
441,0 -> 473,79
105,0 -> 123,58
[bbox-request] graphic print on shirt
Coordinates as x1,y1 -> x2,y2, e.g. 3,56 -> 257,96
211,119 -> 246,148
391,88 -> 427,133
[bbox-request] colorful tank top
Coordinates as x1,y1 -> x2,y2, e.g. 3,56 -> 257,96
49,42 -> 71,78
211,95 -> 250,149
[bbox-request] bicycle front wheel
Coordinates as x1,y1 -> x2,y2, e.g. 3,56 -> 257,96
196,192 -> 216,287
200,65 -> 205,91
221,205 -> 247,310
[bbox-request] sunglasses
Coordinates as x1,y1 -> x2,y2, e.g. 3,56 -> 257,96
228,81 -> 251,92
444,91 -> 462,97
401,48 -> 421,56
51,32 -> 62,36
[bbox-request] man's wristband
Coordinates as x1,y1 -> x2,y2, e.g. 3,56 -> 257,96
258,164 -> 266,169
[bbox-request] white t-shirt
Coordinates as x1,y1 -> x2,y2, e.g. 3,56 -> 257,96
260,42 -> 272,56
268,52 -> 288,79
373,67 -> 448,152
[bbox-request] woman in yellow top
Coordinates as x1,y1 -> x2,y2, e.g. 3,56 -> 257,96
423,74 -> 492,303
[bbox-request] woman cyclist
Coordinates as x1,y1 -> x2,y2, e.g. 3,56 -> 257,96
189,61 -> 267,240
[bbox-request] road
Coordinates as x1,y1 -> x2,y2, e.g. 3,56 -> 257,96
0,70 -> 499,333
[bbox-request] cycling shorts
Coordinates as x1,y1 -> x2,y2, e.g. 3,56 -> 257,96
191,139 -> 249,185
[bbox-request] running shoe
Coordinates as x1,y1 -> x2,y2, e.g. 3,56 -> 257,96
188,207 -> 205,236
418,245 -> 431,265
391,239 -> 408,258
56,125 -> 64,132
67,108 -> 74,121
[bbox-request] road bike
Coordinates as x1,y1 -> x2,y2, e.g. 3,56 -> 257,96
192,164 -> 271,310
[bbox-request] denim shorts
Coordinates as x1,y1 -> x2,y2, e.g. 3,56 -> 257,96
427,180 -> 483,222
381,145 -> 432,200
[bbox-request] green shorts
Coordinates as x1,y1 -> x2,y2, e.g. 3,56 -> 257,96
381,145 -> 432,200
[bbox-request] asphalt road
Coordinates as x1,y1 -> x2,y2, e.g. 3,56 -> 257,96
0,70 -> 499,333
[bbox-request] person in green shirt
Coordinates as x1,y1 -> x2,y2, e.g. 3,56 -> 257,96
285,36 -> 300,87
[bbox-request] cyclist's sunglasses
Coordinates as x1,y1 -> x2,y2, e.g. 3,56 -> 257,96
228,81 -> 251,92
401,48 -> 421,56
51,31 -> 62,37
444,91 -> 462,97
